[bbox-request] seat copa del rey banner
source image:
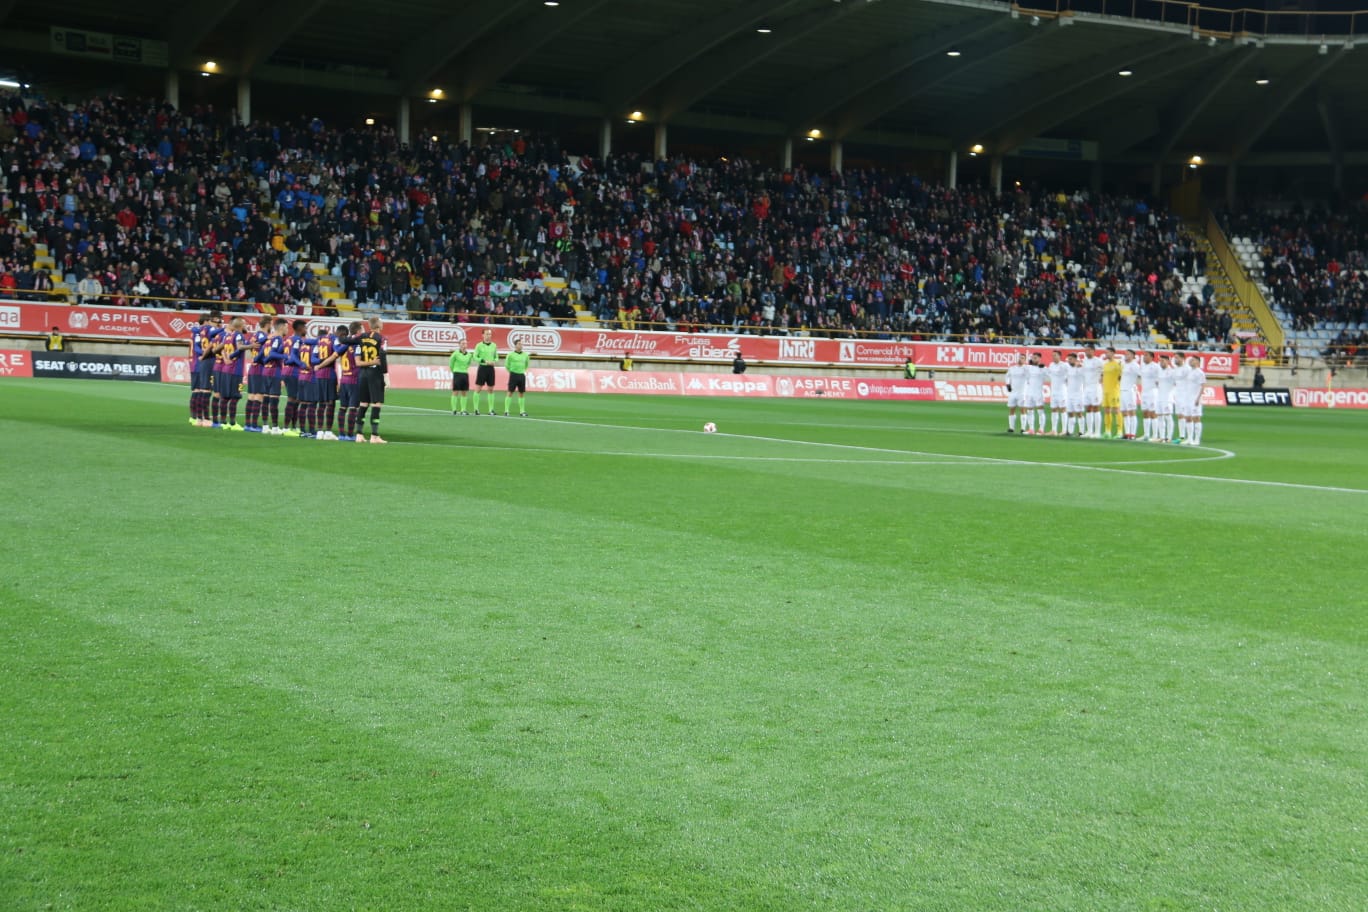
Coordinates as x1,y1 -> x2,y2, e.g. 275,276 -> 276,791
0,300 -> 1242,374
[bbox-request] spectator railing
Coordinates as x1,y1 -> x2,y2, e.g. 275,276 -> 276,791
1011,1 -> 1368,39
1202,209 -> 1284,356
4,289 -> 1246,355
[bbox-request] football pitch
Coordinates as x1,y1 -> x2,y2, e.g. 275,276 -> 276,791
2,377 -> 1365,911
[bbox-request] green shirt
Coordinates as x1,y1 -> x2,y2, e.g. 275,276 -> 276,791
473,340 -> 498,366
449,349 -> 475,372
505,350 -> 531,375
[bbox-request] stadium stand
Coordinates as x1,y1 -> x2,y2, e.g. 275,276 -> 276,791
1222,206 -> 1368,368
2,87 -> 1234,347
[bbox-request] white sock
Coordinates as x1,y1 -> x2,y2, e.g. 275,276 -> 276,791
1023,411 -> 1033,433
1068,416 -> 1076,435
1193,421 -> 1202,445
1143,417 -> 1152,438
1009,413 -> 1016,431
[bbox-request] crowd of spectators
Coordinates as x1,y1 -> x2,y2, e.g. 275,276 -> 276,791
1223,204 -> 1368,366
2,87 -> 1234,346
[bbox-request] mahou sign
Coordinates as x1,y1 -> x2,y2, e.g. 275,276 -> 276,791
2,300 -> 1242,375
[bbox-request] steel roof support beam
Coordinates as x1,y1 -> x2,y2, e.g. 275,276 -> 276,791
240,0 -> 328,74
1153,47 -> 1257,164
0,0 -> 21,30
599,0 -> 809,111
165,0 -> 246,69
948,35 -> 1180,148
394,0 -> 538,95
1230,48 -> 1347,160
830,23 -> 1045,140
653,0 -> 875,122
781,17 -> 1001,131
994,44 -> 1226,154
454,0 -> 613,102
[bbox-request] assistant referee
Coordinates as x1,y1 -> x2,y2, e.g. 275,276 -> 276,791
472,328 -> 498,415
503,340 -> 531,416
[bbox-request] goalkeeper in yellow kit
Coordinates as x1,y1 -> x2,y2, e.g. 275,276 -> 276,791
1101,348 -> 1123,439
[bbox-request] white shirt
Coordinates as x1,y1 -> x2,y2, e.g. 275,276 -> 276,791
1066,363 -> 1086,396
1156,364 -> 1177,398
1140,360 -> 1160,393
1183,365 -> 1207,404
1121,358 -> 1142,391
1005,362 -> 1027,392
1046,360 -> 1070,400
1081,354 -> 1105,387
1024,363 -> 1046,397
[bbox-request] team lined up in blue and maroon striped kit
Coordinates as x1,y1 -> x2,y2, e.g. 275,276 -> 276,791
186,311 -> 389,443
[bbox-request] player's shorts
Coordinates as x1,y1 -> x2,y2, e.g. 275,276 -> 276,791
221,372 -> 243,400
1006,391 -> 1021,408
507,372 -> 527,394
338,381 -> 359,409
452,372 -> 470,392
1024,393 -> 1044,410
316,375 -> 337,402
1189,402 -> 1203,418
359,370 -> 386,404
283,374 -> 299,399
1083,386 -> 1102,407
1102,389 -> 1121,410
1156,396 -> 1173,416
247,372 -> 267,395
1120,389 -> 1137,411
1066,395 -> 1084,413
475,364 -> 496,387
262,370 -> 281,397
193,362 -> 214,390
1141,391 -> 1157,413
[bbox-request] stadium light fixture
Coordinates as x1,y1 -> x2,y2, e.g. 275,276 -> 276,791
430,88 -> 444,98
1319,41 -> 1329,55
0,78 -> 21,88
1189,154 -> 1203,169
1118,68 -> 1133,76
365,117 -> 375,125
544,1 -> 559,5
807,128 -> 822,138
431,134 -> 439,142
1031,15 -> 1041,26
1254,73 -> 1270,85
756,26 -> 773,34
946,49 -> 962,57
970,143 -> 985,154
202,61 -> 218,73
628,110 -> 644,121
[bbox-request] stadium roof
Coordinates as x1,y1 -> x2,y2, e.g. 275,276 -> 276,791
2,0 -> 1366,168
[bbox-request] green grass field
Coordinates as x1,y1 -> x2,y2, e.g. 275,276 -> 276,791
2,377 -> 1365,911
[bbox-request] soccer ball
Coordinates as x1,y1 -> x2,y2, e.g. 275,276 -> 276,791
703,422 -> 717,433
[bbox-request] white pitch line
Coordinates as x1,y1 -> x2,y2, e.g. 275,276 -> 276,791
167,398 -> 1365,496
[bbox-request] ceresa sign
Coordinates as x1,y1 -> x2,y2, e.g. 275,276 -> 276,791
407,324 -> 466,350
507,328 -> 562,353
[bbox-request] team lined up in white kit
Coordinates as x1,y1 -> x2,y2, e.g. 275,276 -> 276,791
1003,348 -> 1207,445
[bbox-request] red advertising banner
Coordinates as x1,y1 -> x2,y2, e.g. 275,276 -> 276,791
0,349 -> 34,378
378,365 -> 938,401
2,300 -> 1242,375
1292,388 -> 1368,409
